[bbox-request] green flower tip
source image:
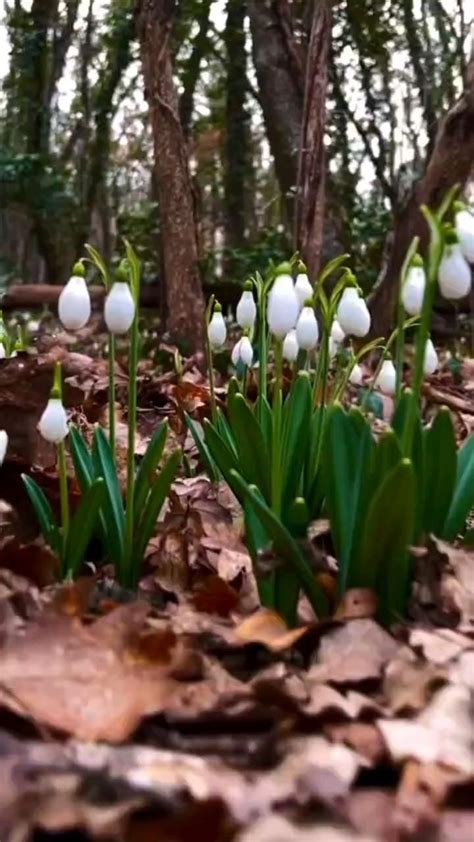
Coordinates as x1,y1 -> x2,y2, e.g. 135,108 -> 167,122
411,253 -> 424,267
303,297 -> 313,308
50,385 -> 61,400
243,279 -> 253,291
72,260 -> 85,277
442,223 -> 458,245
116,263 -> 129,283
297,260 -> 307,273
214,301 -> 222,313
344,270 -> 357,287
275,261 -> 293,276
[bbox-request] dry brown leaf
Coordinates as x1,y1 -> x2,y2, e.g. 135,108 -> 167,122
308,619 -> 400,687
0,603 -> 199,741
383,652 -> 446,714
234,609 -> 310,651
333,589 -> 377,620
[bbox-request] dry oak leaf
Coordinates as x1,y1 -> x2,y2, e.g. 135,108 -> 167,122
234,609 -> 310,651
308,619 -> 400,687
0,602 -> 195,742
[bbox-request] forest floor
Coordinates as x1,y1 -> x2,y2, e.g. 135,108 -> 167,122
0,313 -> 473,842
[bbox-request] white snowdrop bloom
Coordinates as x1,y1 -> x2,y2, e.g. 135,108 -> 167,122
207,308 -> 227,348
349,363 -> 363,385
330,319 -> 345,344
0,430 -> 8,465
337,288 -> 371,337
283,329 -> 299,362
38,398 -> 69,443
58,270 -> 91,331
231,336 -> 253,367
424,338 -> 438,375
329,337 -> 339,360
455,209 -> 474,263
267,272 -> 299,338
438,244 -> 471,300
375,359 -> 397,396
402,264 -> 426,316
294,273 -> 313,309
0,342 -> 5,359
296,306 -> 319,350
104,282 -> 136,334
236,289 -> 257,329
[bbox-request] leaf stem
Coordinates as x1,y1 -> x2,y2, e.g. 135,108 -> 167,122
108,334 -> 116,459
57,440 -> 70,577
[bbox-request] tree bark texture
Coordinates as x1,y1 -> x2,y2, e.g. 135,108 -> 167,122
247,0 -> 304,226
135,0 -> 204,350
296,0 -> 331,278
370,56 -> 474,337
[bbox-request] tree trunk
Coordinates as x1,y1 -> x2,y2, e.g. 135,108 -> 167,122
223,0 -> 251,271
296,0 -> 331,278
247,0 -> 304,226
135,0 -> 204,350
370,55 -> 474,337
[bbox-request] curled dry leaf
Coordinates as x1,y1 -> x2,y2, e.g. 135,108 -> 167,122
234,609 -> 310,651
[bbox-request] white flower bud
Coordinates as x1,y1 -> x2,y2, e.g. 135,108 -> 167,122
375,359 -> 396,396
330,319 -> 345,344
104,282 -> 135,334
0,430 -> 8,465
294,273 -> 313,308
402,265 -> 426,315
329,337 -> 339,360
424,338 -> 438,375
0,342 -> 5,359
58,276 -> 91,331
208,310 -> 226,348
38,398 -> 69,443
337,288 -> 371,337
455,209 -> 474,263
236,290 -> 256,329
283,329 -> 299,362
349,363 -> 363,385
267,274 -> 299,338
438,244 -> 471,300
296,306 -> 319,350
231,336 -> 253,367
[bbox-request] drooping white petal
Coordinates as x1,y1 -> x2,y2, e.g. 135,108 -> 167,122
402,265 -> 426,316
267,274 -> 299,338
0,342 -> 5,359
294,273 -> 313,308
424,338 -> 438,375
38,398 -> 69,443
104,282 -> 135,334
283,329 -> 299,362
0,430 -> 8,465
455,209 -> 474,263
349,363 -> 363,385
236,290 -> 257,329
239,336 -> 253,366
337,288 -> 371,337
208,311 -> 227,348
58,276 -> 91,331
330,319 -> 345,344
438,245 -> 471,300
296,306 -> 319,350
375,359 -> 396,395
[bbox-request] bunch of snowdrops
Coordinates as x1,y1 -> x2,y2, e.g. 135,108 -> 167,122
187,191 -> 474,626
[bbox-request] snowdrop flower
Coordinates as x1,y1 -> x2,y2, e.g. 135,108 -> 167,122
294,265 -> 313,309
231,336 -> 253,367
402,256 -> 426,316
375,358 -> 396,396
349,363 -> 363,386
455,207 -> 474,263
236,282 -> 257,329
296,304 -> 319,350
283,329 -> 299,362
337,285 -> 371,337
104,281 -> 135,334
38,394 -> 69,443
424,338 -> 438,375
58,262 -> 91,331
0,342 -> 5,359
331,319 -> 345,344
0,430 -> 7,465
267,263 -> 299,338
207,304 -> 227,348
438,243 -> 471,300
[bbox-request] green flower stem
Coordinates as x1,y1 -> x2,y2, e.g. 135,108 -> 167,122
57,440 -> 70,576
205,336 -> 217,424
271,339 -> 283,517
394,298 -> 405,402
108,334 -> 116,459
257,283 -> 268,418
124,312 -> 140,587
